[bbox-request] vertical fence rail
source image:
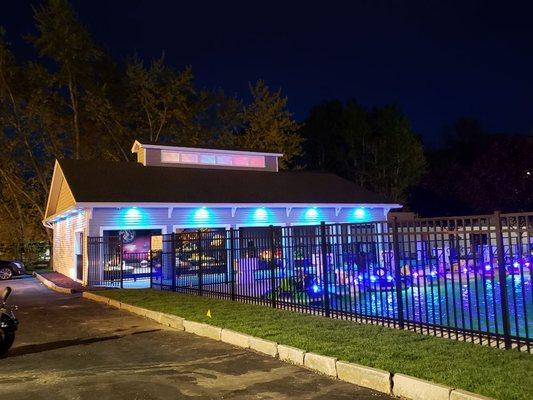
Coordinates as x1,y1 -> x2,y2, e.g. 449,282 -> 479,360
87,211 -> 533,352
494,211 -> 513,349
391,217 -> 405,329
319,222 -> 331,317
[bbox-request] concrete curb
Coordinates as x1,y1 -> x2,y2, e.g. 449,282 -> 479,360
248,336 -> 278,357
184,320 -> 222,341
449,389 -> 495,400
221,329 -> 251,348
34,272 -> 74,294
304,352 -> 337,377
393,373 -> 452,400
81,292 -> 495,400
278,344 -> 305,366
336,361 -> 391,394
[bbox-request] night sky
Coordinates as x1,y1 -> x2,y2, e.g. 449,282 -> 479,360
3,0 -> 533,143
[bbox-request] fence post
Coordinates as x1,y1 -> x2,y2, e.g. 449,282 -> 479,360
319,222 -> 330,317
493,211 -> 512,349
229,228 -> 236,301
119,234 -> 124,289
197,230 -> 203,296
269,225 -> 277,308
171,233 -> 177,292
391,217 -> 405,329
149,249 -> 153,289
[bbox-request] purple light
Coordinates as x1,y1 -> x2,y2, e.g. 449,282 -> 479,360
484,264 -> 492,271
412,272 -> 419,278
513,261 -> 520,268
462,267 -> 468,273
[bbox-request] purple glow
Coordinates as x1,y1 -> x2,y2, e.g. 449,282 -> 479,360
484,264 -> 492,271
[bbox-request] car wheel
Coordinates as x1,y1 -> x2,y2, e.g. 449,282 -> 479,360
0,267 -> 13,280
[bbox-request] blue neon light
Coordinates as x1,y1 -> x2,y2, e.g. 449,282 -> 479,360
253,207 -> 268,221
354,207 -> 366,219
122,207 -> 144,223
305,207 -> 319,219
194,207 -> 210,221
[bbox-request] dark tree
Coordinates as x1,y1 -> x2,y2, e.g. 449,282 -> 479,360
301,101 -> 425,203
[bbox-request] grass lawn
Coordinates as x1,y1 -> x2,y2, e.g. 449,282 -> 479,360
96,289 -> 532,400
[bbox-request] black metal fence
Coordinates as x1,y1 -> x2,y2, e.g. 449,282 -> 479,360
87,236 -> 152,287
88,212 -> 533,351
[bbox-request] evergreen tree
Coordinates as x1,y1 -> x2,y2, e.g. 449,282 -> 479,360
31,0 -> 103,159
240,80 -> 302,169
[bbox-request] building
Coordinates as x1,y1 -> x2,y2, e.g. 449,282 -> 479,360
43,140 -> 401,285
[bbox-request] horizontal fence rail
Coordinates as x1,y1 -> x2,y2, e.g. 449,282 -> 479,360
88,212 -> 533,352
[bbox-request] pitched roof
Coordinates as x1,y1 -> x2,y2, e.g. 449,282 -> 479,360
132,140 -> 282,156
57,159 -> 396,205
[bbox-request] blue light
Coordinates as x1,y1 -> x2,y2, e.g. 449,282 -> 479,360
354,207 -> 367,219
253,207 -> 268,221
312,284 -> 320,293
386,275 -> 394,282
370,275 -> 377,283
194,207 -> 209,221
305,207 -> 318,219
124,207 -> 142,222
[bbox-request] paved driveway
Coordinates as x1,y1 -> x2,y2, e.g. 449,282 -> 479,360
0,276 -> 392,400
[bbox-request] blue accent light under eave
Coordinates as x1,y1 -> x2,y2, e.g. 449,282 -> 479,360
304,207 -> 319,220
354,207 -> 367,220
193,207 -> 210,223
253,207 -> 268,222
120,207 -> 149,224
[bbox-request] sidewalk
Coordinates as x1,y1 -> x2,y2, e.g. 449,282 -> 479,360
33,271 -> 88,293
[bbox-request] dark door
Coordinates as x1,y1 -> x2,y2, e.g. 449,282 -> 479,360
75,232 -> 83,281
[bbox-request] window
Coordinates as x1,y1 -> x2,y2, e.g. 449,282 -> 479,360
160,150 -> 266,168
161,150 -> 180,163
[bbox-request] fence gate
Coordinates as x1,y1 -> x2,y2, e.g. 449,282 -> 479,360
87,235 -> 152,288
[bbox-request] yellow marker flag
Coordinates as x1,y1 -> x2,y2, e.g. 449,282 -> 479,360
206,309 -> 212,318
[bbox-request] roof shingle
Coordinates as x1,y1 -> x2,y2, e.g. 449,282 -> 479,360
58,159 -> 395,205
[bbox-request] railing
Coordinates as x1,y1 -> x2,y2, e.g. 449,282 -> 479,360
90,212 -> 533,351
87,235 -> 151,288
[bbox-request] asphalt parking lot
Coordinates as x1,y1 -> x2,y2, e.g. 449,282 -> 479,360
0,276 -> 391,400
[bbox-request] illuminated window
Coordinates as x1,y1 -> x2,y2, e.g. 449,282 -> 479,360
161,150 -> 180,163
249,156 -> 266,167
199,154 -> 216,164
181,153 -> 199,163
216,155 -> 233,165
233,155 -> 250,167
161,150 -> 267,169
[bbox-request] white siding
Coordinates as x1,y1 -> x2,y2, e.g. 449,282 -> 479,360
88,206 -> 388,236
52,211 -> 88,283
